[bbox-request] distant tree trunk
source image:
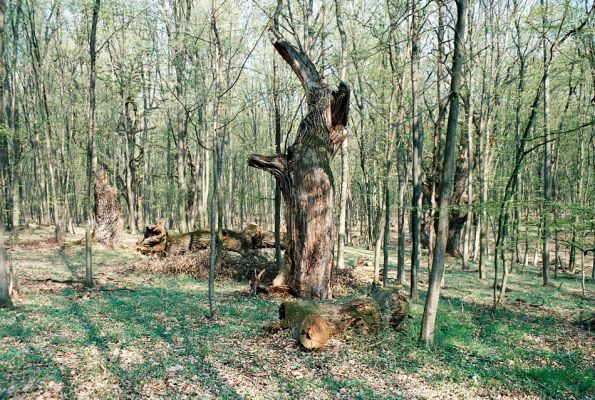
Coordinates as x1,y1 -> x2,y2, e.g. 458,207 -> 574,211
462,5 -> 474,270
166,120 -> 174,228
409,0 -> 423,299
420,0 -> 466,347
478,110 -> 490,280
397,138 -> 408,286
462,89 -> 473,269
0,0 -> 13,308
335,0 -> 349,271
249,7 -> 350,299
123,97 -> 138,235
26,6 -> 63,243
6,0 -> 21,230
273,57 -> 283,272
209,7 -> 223,318
541,0 -> 551,286
0,222 -> 12,308
85,0 -> 100,288
426,0 -> 446,265
383,188 -> 391,286
381,88 -> 397,286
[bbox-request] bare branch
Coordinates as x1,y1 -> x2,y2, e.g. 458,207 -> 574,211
248,153 -> 287,176
268,24 -> 322,103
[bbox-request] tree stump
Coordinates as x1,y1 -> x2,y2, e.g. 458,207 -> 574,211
93,169 -> 122,248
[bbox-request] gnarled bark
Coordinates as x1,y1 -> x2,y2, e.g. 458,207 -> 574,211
247,15 -> 350,299
93,169 -> 122,248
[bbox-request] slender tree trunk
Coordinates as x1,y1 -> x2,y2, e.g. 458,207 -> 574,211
410,0 -> 423,299
85,0 -> 100,289
420,0 -> 466,347
541,0 -> 552,286
462,7 -> 474,269
397,145 -> 407,286
209,6 -> 223,318
335,0 -> 349,270
478,114 -> 490,280
273,57 -> 283,272
383,186 -> 391,286
0,0 -> 13,308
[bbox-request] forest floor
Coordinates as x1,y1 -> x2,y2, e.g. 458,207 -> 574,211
1,226 -> 593,399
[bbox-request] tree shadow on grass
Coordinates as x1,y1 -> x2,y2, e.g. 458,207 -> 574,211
0,308 -> 75,399
94,285 -> 245,398
427,295 -> 594,397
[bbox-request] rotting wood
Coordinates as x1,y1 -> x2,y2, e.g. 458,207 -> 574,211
137,223 -> 285,256
276,286 -> 409,349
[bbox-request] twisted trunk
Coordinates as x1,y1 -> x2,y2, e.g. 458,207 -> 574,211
248,19 -> 350,299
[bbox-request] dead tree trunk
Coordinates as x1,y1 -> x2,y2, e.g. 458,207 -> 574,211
93,169 -> 122,248
248,10 -> 349,299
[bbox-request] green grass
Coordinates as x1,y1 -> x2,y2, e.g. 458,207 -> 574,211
0,228 -> 593,399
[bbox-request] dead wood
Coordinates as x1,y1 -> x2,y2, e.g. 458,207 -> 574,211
277,286 -> 409,350
130,250 -> 279,283
137,223 -> 285,257
93,169 -> 123,248
250,269 -> 266,295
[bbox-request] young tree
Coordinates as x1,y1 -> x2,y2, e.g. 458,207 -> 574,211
541,0 -> 552,285
85,0 -> 100,288
409,0 -> 423,299
335,0 -> 349,271
0,0 -> 13,309
420,0 -> 466,347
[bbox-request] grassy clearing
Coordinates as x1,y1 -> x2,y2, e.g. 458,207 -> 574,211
0,227 -> 593,399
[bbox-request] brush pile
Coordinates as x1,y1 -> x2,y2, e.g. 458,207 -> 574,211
136,223 -> 284,257
130,249 -> 278,282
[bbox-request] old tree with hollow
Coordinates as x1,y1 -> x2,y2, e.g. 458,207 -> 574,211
248,25 -> 349,299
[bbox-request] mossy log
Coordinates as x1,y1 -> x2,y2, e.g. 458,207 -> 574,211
137,223 -> 285,256
279,286 -> 409,350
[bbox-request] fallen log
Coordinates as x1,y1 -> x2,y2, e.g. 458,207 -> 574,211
137,223 -> 285,256
278,286 -> 409,350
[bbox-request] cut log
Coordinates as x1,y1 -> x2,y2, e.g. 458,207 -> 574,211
93,169 -> 123,248
278,286 -> 409,350
137,223 -> 285,257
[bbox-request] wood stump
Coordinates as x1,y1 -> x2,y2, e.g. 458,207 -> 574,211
93,169 -> 122,248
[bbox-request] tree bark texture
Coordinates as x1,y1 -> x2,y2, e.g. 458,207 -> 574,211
248,18 -> 350,299
93,169 -> 122,248
279,286 -> 408,349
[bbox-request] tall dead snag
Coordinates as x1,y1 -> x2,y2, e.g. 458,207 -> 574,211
248,12 -> 350,299
93,169 -> 122,248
